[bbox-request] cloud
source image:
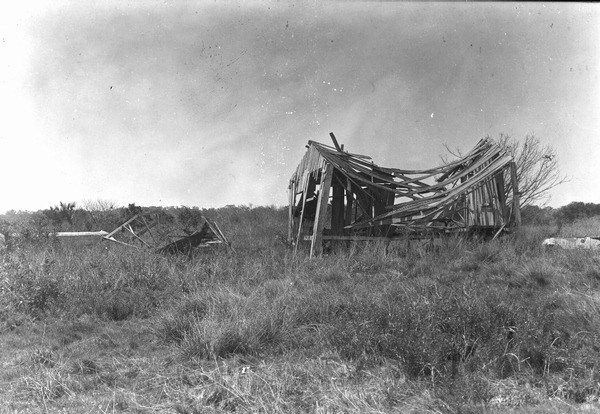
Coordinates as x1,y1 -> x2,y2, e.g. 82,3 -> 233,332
1,1 -> 597,212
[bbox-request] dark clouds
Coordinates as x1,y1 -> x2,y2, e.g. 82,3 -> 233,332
7,1 -> 599,210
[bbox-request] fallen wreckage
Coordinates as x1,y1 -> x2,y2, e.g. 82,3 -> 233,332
103,213 -> 233,254
289,134 -> 521,257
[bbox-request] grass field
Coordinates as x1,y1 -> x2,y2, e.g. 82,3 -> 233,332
1,207 -> 600,413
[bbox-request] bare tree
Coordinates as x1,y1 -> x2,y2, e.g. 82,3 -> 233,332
497,134 -> 567,207
443,134 -> 567,208
81,199 -> 118,211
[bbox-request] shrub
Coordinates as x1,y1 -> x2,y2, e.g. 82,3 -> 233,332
3,205 -> 600,411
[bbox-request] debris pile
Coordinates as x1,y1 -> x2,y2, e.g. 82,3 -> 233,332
103,213 -> 233,254
289,133 -> 520,256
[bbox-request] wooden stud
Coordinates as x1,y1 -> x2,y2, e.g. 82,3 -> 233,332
310,163 -> 334,257
140,215 -> 158,245
510,161 -> 522,227
331,170 -> 345,234
104,214 -> 141,240
288,180 -> 295,243
345,178 -> 353,228
329,132 -> 343,152
495,169 -> 507,224
293,173 -> 310,255
483,175 -> 499,226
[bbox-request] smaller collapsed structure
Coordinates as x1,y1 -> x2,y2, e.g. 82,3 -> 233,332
289,133 -> 521,257
103,213 -> 233,255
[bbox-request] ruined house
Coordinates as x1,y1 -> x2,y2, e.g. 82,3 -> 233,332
288,134 -> 521,257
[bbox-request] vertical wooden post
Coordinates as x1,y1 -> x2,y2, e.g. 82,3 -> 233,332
510,162 -> 521,228
293,174 -> 310,255
466,193 -> 473,227
495,171 -> 506,224
310,163 -> 334,258
288,180 -> 295,243
331,171 -> 345,234
345,179 -> 353,227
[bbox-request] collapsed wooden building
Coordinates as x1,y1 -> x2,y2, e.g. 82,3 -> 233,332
288,134 -> 521,257
103,213 -> 233,255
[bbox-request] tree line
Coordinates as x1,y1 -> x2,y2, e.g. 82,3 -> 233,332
0,133 -> 591,237
522,202 -> 600,226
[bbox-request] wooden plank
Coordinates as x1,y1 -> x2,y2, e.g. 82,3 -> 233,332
125,224 -> 152,248
55,231 -> 108,237
310,163 -> 333,257
484,175 -> 501,226
423,151 -> 510,193
329,132 -> 343,152
139,215 -> 158,244
293,172 -> 310,255
309,140 -> 372,159
342,178 -> 376,223
304,235 -> 393,241
320,151 -> 419,198
435,142 -> 491,181
288,179 -> 295,243
204,218 -> 226,243
510,161 -> 522,227
329,149 -> 510,200
103,236 -> 140,249
104,214 -> 141,239
211,221 -> 230,245
345,178 -> 353,228
331,170 -> 345,233
495,169 -> 507,224
135,219 -> 157,237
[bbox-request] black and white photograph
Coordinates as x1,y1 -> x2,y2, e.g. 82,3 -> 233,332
1,1 -> 599,412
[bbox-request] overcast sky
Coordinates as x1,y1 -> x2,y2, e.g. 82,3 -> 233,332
1,1 -> 598,213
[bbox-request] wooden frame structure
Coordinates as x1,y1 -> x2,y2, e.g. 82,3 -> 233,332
289,133 -> 521,257
103,213 -> 233,254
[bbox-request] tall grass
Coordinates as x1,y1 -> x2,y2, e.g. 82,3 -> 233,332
2,207 -> 600,412
559,216 -> 600,238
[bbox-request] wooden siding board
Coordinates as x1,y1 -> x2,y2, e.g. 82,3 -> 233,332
311,163 -> 334,257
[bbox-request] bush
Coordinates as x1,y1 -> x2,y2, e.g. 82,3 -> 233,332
3,206 -> 600,410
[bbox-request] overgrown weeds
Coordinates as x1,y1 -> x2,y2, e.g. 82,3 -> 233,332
2,214 -> 600,412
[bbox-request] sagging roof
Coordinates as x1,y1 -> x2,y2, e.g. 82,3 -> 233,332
290,135 -> 517,238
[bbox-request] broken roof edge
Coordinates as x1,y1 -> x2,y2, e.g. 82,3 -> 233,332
307,140 -> 373,160
301,138 -> 509,193
291,135 -> 515,230
349,155 -> 513,230
299,136 -> 507,180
